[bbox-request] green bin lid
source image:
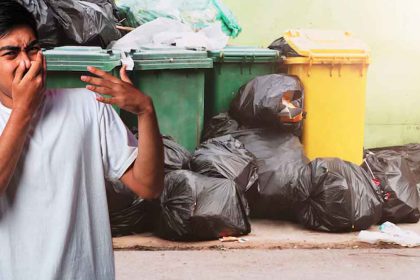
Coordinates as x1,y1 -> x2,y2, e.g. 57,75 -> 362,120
44,46 -> 121,72
131,47 -> 213,70
208,46 -> 280,63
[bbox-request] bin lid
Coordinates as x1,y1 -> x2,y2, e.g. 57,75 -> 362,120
131,47 -> 213,70
44,46 -> 121,72
208,46 -> 279,63
282,29 -> 370,64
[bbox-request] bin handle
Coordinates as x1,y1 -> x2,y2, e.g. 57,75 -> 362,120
219,52 -> 225,62
360,60 -> 366,77
217,52 -> 225,75
329,57 -> 335,77
240,56 -> 246,75
249,56 -> 255,74
307,57 -> 313,77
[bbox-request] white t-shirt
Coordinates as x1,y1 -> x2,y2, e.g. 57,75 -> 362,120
0,88 -> 138,280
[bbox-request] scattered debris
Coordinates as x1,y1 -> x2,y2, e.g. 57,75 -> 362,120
358,222 -> 420,247
219,236 -> 249,243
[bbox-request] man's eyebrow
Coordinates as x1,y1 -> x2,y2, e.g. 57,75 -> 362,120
26,40 -> 40,49
0,40 -> 40,52
0,46 -> 20,52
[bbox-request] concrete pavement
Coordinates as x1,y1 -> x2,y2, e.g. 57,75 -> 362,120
115,249 -> 420,280
112,220 -> 420,251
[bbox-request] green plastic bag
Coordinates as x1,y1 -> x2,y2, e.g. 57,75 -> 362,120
116,0 -> 241,38
211,0 -> 241,38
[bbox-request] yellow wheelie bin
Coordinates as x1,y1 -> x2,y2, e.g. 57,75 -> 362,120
282,29 -> 370,164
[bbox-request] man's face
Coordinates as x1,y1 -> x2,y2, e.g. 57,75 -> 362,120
0,25 -> 40,102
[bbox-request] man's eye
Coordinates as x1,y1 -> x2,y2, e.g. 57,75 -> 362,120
28,47 -> 41,54
3,52 -> 17,57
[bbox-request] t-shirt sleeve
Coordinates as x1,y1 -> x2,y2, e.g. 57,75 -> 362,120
99,104 -> 138,183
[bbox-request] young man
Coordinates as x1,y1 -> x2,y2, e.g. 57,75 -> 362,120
0,1 -> 164,279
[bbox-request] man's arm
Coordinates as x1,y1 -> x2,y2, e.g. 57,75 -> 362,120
119,105 -> 164,199
81,66 -> 164,200
0,53 -> 45,195
0,111 -> 32,195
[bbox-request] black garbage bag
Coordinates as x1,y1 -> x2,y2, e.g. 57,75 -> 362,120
294,158 -> 383,232
190,135 -> 259,215
362,151 -> 420,223
400,144 -> 420,186
230,129 -> 308,219
157,170 -> 250,241
106,181 -> 136,212
130,134 -> 190,174
400,144 -> 420,197
163,136 -> 191,174
202,113 -> 240,142
268,37 -> 300,57
190,135 -> 258,194
106,182 -> 160,237
84,0 -> 118,11
47,0 -> 121,47
16,0 -> 61,47
370,144 -> 420,197
229,74 -> 304,135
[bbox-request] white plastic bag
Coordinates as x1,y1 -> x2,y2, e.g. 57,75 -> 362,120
110,18 -> 192,52
198,22 -> 229,50
358,221 -> 420,247
110,17 -> 228,52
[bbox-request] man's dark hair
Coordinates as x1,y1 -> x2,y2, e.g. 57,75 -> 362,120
0,0 -> 38,38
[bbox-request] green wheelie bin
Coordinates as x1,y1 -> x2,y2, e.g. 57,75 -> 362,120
121,48 -> 213,151
205,46 -> 280,122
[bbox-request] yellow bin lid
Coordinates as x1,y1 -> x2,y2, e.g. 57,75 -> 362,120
283,29 -> 370,64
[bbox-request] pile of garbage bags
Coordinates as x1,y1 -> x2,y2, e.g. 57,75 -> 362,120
17,0 -> 122,48
158,136 -> 253,240
108,135 -> 253,240
18,0 -> 240,50
107,74 -> 420,241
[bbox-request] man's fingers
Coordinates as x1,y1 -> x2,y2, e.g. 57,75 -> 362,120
24,52 -> 43,80
81,75 -> 114,89
13,61 -> 26,84
87,66 -> 120,84
120,65 -> 133,85
96,95 -> 117,105
35,75 -> 43,85
86,85 -> 112,96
